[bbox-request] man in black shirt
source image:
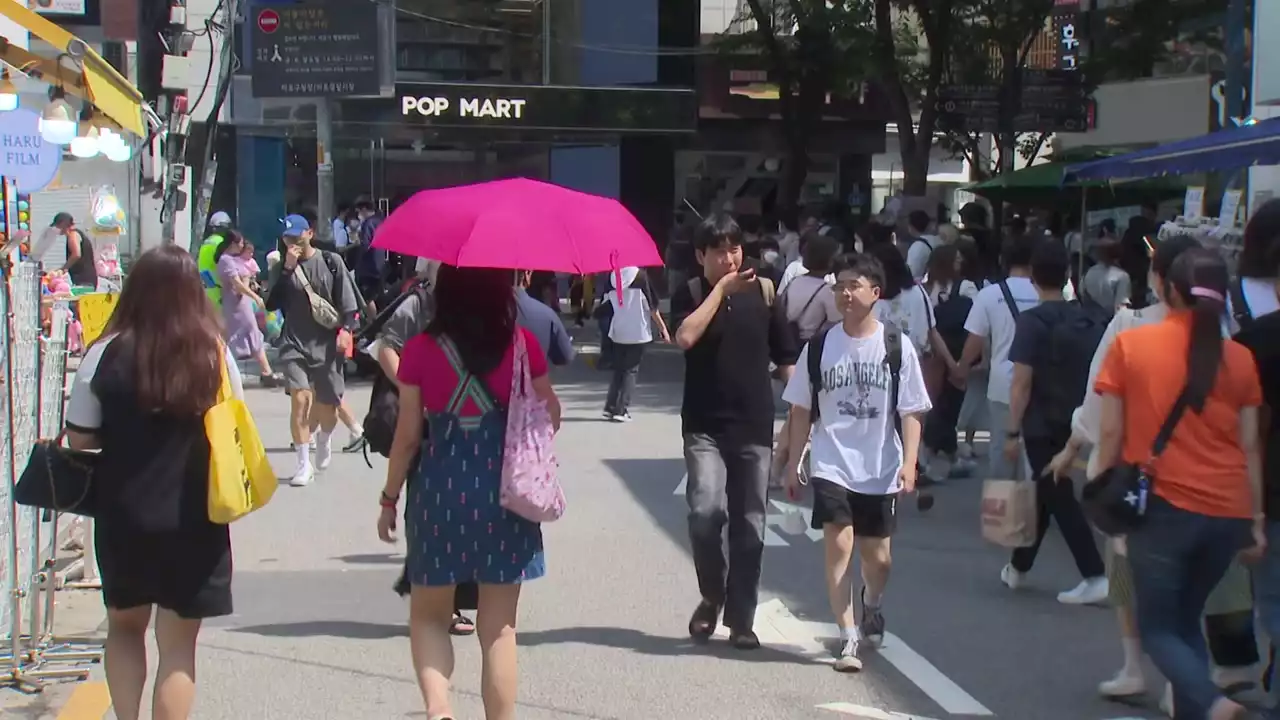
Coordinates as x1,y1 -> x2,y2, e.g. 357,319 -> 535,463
671,213 -> 800,650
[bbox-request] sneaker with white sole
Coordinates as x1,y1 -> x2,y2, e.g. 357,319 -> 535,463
1057,577 -> 1109,605
1001,563 -> 1026,590
609,413 -> 634,423
290,464 -> 315,487
1098,669 -> 1146,698
859,587 -> 885,647
833,637 -> 863,673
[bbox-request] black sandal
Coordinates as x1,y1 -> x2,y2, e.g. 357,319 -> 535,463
449,613 -> 475,636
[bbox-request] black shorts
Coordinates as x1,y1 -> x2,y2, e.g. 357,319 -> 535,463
811,478 -> 898,538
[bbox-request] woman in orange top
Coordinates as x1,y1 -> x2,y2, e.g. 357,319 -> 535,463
1094,247 -> 1266,720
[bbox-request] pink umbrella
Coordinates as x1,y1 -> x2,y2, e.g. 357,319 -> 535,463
370,178 -> 663,274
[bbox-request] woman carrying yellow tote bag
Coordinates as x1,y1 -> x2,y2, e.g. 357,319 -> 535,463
206,358 -> 277,523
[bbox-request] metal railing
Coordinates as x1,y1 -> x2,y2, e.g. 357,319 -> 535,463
0,262 -> 102,692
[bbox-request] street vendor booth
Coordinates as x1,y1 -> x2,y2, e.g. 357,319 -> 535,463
0,1 -> 153,348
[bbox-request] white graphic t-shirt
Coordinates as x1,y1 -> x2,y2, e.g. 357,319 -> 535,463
783,322 -> 933,495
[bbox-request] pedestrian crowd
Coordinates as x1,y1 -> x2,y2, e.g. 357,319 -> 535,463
49,193 -> 1280,720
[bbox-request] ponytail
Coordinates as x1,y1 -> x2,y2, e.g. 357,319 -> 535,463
1166,247 -> 1230,411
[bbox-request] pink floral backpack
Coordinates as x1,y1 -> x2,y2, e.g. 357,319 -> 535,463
500,330 -> 565,522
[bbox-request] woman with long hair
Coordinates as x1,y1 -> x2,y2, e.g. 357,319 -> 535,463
214,230 -> 282,386
953,238 -> 989,459
63,245 -> 240,720
377,264 -> 562,720
1093,247 -> 1266,720
866,242 -> 950,368
921,244 -> 979,478
1230,198 -> 1280,330
1047,235 -> 1199,704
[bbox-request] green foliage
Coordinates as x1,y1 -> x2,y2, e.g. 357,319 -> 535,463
1081,0 -> 1228,83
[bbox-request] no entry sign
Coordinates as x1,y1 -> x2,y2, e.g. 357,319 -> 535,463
257,9 -> 280,34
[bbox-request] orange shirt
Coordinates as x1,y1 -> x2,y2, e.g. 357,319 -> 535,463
1094,312 -> 1261,519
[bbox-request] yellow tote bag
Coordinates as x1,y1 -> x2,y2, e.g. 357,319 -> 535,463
206,359 -> 277,524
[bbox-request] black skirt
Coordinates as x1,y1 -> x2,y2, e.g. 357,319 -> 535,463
95,521 -> 232,620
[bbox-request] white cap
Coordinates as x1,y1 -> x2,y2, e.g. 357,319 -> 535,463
209,211 -> 232,228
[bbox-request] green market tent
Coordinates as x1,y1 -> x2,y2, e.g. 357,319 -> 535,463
965,161 -> 1186,208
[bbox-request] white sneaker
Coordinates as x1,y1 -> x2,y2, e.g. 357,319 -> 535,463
1057,577 -> 1109,605
290,464 -> 314,487
1097,669 -> 1146,698
833,637 -> 863,673
959,442 -> 977,460
315,436 -> 333,471
1001,563 -> 1026,590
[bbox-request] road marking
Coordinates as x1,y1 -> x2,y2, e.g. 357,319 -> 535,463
56,681 -> 111,720
791,618 -> 993,716
710,598 -> 789,645
769,498 -> 823,542
675,473 -> 687,495
816,703 -> 941,720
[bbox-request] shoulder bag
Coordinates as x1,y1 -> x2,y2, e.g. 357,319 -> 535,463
207,357 -> 277,524
294,253 -> 343,329
1081,383 -> 1194,536
500,330 -> 566,522
14,431 -> 98,518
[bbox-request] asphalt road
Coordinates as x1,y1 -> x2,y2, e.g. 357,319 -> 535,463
75,343 -> 1170,720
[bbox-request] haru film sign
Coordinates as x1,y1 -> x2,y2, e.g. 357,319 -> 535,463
249,1 -> 382,98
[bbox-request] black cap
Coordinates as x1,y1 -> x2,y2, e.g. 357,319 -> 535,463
51,212 -> 73,227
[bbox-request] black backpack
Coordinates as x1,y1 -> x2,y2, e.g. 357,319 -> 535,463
1038,301 -> 1108,434
808,322 -> 903,433
356,279 -> 431,465
932,279 -> 972,359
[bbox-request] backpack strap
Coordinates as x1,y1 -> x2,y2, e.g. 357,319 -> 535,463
997,279 -> 1020,320
884,322 -> 903,437
1229,278 -> 1254,333
808,326 -> 831,424
687,277 -> 703,306
759,277 -> 776,307
436,335 -> 497,417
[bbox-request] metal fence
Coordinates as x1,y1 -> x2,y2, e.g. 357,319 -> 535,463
0,262 -> 101,691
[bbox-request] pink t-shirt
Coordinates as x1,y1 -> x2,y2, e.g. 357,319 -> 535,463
398,328 -> 548,415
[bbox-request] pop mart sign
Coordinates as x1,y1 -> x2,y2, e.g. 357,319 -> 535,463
401,95 -> 527,120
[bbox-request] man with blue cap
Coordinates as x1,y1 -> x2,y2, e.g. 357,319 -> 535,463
265,214 -> 360,487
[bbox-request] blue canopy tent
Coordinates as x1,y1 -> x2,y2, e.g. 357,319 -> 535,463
1065,117 -> 1280,181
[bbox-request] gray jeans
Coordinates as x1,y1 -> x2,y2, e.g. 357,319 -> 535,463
684,433 -> 771,631
604,342 -> 645,416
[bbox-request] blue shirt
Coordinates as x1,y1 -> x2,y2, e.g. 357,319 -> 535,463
516,288 -> 575,366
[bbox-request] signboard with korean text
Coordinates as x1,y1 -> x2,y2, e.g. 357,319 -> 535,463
936,69 -> 1093,134
249,1 -> 382,98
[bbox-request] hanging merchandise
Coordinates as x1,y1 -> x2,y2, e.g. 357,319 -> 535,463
1157,219 -> 1243,274
89,186 -> 125,233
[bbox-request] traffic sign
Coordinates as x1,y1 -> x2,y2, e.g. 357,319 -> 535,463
256,8 -> 279,34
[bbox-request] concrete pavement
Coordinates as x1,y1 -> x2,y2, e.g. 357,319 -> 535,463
17,342 -> 1172,719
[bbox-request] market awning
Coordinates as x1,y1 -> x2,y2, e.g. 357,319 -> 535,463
0,3 -> 146,137
1065,118 -> 1280,182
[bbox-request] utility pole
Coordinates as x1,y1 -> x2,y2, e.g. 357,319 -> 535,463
315,99 -> 334,242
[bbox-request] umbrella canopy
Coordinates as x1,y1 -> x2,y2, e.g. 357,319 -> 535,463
1065,118 -> 1280,182
966,161 -> 1184,208
371,178 -> 663,275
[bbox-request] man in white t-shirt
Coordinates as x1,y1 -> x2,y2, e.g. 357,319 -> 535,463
781,253 -> 931,673
904,210 -> 940,281
954,233 -> 1043,479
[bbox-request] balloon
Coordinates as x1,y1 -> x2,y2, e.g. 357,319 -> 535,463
17,200 -> 28,210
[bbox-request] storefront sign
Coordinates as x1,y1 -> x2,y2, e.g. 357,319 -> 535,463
403,96 -> 528,120
249,1 -> 382,98
383,83 -> 696,133
0,109 -> 62,192
1054,1 -> 1083,72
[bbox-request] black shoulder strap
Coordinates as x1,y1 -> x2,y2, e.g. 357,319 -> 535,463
949,277 -> 963,301
808,326 -> 830,424
1229,278 -> 1254,333
1150,383 -> 1195,462
885,322 -> 903,436
997,279 -> 1020,320
793,283 -> 824,318
355,277 -> 429,344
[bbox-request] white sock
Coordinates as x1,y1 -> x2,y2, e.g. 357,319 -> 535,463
294,444 -> 311,469
1120,638 -> 1142,675
316,429 -> 332,449
840,625 -> 858,643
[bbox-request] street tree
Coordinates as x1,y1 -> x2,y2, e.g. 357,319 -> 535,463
734,0 -> 876,214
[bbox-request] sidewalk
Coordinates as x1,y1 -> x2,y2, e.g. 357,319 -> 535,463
0,589 -> 109,720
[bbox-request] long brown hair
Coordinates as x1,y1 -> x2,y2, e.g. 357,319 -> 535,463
99,245 -> 224,416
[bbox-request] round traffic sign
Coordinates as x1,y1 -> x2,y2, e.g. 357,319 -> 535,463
257,9 -> 280,34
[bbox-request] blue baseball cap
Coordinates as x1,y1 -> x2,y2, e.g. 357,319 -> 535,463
282,214 -> 311,237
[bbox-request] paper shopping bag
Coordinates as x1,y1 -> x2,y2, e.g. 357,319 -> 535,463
980,479 -> 1037,548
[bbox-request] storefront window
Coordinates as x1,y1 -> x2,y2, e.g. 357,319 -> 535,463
395,0 -> 547,85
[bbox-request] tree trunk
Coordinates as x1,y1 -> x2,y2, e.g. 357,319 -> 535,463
779,136 -> 810,214
900,139 -> 932,197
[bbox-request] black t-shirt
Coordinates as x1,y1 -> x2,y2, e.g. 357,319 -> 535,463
1234,311 -> 1280,518
670,276 -> 800,445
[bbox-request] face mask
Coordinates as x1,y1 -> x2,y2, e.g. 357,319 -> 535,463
762,250 -> 779,265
